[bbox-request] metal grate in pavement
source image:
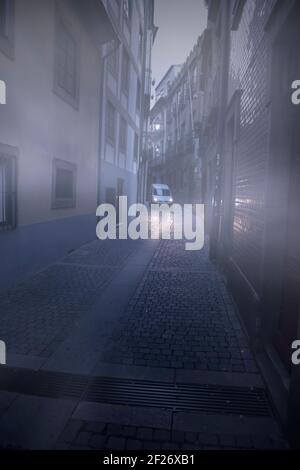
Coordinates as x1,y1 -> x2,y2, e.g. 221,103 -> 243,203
84,377 -> 271,417
0,367 -> 272,417
0,367 -> 88,400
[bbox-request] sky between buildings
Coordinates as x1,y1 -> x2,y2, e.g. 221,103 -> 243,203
152,0 -> 208,88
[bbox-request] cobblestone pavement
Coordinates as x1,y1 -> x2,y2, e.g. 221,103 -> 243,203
0,237 -> 288,450
0,239 -> 138,357
103,240 -> 258,373
55,418 -> 287,451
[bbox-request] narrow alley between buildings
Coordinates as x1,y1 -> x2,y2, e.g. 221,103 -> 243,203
1,0 -> 300,456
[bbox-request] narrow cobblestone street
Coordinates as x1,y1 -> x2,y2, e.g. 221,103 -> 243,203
103,240 -> 258,373
0,237 -> 287,450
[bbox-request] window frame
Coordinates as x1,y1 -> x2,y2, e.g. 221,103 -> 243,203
123,0 -> 132,26
121,48 -> 130,96
0,143 -> 17,231
54,12 -> 80,110
136,78 -> 141,113
107,41 -> 118,78
138,25 -> 143,62
119,116 -> 127,154
106,100 -> 116,146
133,132 -> 139,162
52,159 -> 77,210
0,0 -> 15,59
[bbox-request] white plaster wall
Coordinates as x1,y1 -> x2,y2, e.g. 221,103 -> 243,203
0,0 -> 101,226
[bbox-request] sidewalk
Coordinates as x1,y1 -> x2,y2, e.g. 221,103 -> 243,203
0,237 -> 288,449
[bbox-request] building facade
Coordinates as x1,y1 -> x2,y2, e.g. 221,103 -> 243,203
135,0 -> 157,205
147,96 -> 168,189
164,37 -> 205,204
0,0 -> 115,290
0,0 -> 155,290
99,0 -> 155,208
155,64 -> 182,101
146,38 -> 205,204
202,0 -> 300,444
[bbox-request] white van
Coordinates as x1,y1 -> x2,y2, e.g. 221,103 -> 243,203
150,184 -> 173,204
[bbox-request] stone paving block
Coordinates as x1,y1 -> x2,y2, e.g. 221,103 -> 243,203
75,432 -> 91,447
106,437 -> 126,450
126,439 -> 143,450
90,434 -> 106,449
162,442 -> 180,450
85,422 -> 106,434
0,392 -> 16,417
197,433 -> 219,447
122,426 -> 137,438
235,435 -> 254,449
171,430 -> 185,443
107,423 -> 123,436
0,395 -> 75,449
185,432 -> 198,443
153,429 -> 171,442
143,440 -> 161,450
59,419 -> 84,443
219,434 -> 236,448
136,427 -> 153,441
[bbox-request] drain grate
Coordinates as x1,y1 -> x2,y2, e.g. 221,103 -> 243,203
84,377 -> 271,417
0,367 -> 88,400
0,367 -> 272,417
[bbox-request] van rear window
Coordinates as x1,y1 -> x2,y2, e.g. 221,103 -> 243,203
153,188 -> 170,196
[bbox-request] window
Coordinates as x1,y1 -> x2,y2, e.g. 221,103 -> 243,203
106,101 -> 116,145
117,178 -> 124,197
138,26 -> 143,61
107,0 -> 121,23
199,72 -> 205,92
122,49 -> 130,95
0,0 -> 7,37
231,0 -> 246,31
0,0 -> 14,59
119,117 -> 127,153
136,79 -> 141,112
52,159 -> 76,209
134,133 -> 139,162
153,188 -> 170,197
123,0 -> 132,23
105,187 -> 116,205
107,42 -> 118,77
54,16 -> 79,108
0,153 -> 16,230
